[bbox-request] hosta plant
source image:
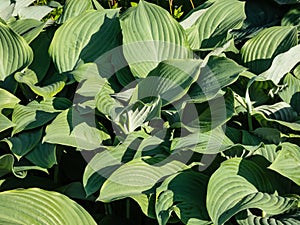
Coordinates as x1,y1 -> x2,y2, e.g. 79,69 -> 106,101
0,0 -> 299,224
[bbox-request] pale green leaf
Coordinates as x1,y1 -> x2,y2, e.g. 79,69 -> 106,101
59,0 -> 94,23
188,56 -> 246,103
0,22 -> 33,81
0,188 -> 97,225
8,18 -> 44,43
49,9 -> 120,73
186,0 -> 246,50
132,59 -> 202,106
269,142 -> 300,186
260,45 -> 300,84
43,108 -> 103,150
15,69 -> 66,100
207,158 -> 275,225
121,0 -> 192,78
0,88 -> 20,110
241,26 -> 298,74
98,155 -> 189,202
0,113 -> 15,132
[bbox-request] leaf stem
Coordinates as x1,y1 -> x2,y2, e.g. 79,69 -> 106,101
189,0 -> 195,8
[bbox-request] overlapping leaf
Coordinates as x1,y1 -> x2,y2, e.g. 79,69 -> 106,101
120,0 -> 192,78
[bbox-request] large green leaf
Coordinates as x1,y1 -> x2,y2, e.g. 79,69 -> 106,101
12,98 -> 71,135
186,0 -> 246,50
0,22 -> 33,81
155,171 -> 210,225
269,142 -> 300,186
98,155 -> 189,202
0,188 -> 97,225
183,88 -> 235,132
281,7 -> 300,28
113,97 -> 162,135
170,126 -> 235,154
0,88 -> 20,110
120,0 -> 191,78
207,158 -> 282,225
0,113 -> 15,132
8,18 -> 44,44
49,9 -> 120,73
188,56 -> 246,103
2,128 -> 43,159
132,59 -> 202,106
241,26 -> 298,74
43,108 -> 103,150
59,0 -> 94,23
25,143 -> 57,169
260,44 -> 300,84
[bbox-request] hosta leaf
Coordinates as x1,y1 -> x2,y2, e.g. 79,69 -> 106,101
253,144 -> 278,163
49,9 -> 120,73
59,0 -> 94,23
155,171 -> 210,225
12,0 -> 36,16
18,6 -> 53,21
231,0 -> 283,42
12,98 -> 70,135
260,45 -> 300,84
179,0 -> 214,29
43,108 -> 103,150
278,73 -> 300,113
253,102 -> 300,132
25,143 -> 57,169
113,97 -> 162,134
0,154 -> 14,178
2,128 -> 43,159
183,88 -> 235,132
269,142 -> 300,186
131,194 -> 156,219
0,188 -> 97,225
29,31 -> 52,81
188,56 -> 246,103
171,126 -> 234,154
241,26 -> 298,74
0,88 -> 20,110
281,7 -> 300,28
207,158 -> 275,225
186,0 -> 246,50
0,22 -> 33,81
236,209 -> 300,225
15,69 -> 66,100
0,113 -> 14,132
0,0 -> 14,21
98,155 -> 189,202
83,132 -> 147,196
8,18 -> 44,43
132,59 -> 202,106
121,0 -> 191,78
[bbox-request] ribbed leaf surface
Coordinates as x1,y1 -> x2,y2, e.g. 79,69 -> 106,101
269,142 -> 300,186
241,26 -> 298,74
121,0 -> 191,78
186,0 -> 245,50
207,158 -> 274,225
0,188 -> 97,225
0,23 -> 33,81
49,9 -> 120,73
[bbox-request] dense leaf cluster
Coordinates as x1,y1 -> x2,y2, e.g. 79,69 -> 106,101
0,0 -> 299,224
